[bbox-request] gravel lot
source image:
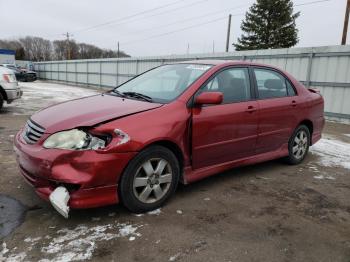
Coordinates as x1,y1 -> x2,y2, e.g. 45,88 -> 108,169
1,81 -> 350,262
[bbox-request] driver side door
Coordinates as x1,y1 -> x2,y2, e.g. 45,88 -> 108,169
191,67 -> 259,169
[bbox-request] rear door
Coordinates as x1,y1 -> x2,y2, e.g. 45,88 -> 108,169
252,67 -> 299,154
191,67 -> 259,169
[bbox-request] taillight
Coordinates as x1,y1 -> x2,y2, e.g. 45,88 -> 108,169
3,74 -> 10,83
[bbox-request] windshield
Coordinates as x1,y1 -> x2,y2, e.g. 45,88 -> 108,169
114,64 -> 212,103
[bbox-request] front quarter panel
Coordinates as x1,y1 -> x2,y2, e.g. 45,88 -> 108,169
93,100 -> 192,166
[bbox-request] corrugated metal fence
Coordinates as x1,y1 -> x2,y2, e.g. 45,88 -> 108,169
34,45 -> 350,123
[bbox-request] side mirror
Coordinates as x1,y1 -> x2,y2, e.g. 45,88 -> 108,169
194,92 -> 223,105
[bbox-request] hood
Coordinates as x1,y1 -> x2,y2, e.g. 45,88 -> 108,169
31,94 -> 163,133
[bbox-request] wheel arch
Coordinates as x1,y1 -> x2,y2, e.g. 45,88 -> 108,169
145,140 -> 184,180
298,119 -> 314,144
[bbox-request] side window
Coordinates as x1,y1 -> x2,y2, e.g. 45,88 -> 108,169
286,81 -> 297,96
201,68 -> 251,104
254,68 -> 288,99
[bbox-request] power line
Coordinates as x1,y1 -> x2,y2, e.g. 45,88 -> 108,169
72,0 -> 210,35
120,16 -> 228,45
294,0 -> 331,7
118,0 -> 332,47
113,4 -> 250,38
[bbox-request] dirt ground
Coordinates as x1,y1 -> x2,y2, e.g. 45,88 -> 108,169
1,81 -> 350,262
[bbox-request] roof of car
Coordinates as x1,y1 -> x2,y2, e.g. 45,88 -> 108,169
176,59 -> 263,66
176,59 -> 286,72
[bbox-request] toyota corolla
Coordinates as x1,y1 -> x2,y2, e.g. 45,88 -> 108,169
14,60 -> 324,218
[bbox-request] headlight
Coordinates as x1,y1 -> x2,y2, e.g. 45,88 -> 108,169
43,129 -> 106,150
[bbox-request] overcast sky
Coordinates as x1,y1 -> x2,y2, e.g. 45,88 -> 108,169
0,0 -> 348,57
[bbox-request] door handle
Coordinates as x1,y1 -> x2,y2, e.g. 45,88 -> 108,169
246,105 -> 257,113
291,100 -> 297,107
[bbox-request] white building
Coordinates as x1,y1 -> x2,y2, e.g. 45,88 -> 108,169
0,49 -> 15,64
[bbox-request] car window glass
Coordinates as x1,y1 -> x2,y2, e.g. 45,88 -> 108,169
201,68 -> 251,103
286,81 -> 296,96
254,69 -> 288,99
117,64 -> 212,103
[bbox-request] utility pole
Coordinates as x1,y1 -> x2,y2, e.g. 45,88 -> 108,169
64,32 -> 72,60
187,43 -> 190,55
225,14 -> 232,52
342,0 -> 350,45
212,40 -> 215,53
117,41 -> 120,58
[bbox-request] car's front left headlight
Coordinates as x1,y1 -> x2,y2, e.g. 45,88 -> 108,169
43,129 -> 106,150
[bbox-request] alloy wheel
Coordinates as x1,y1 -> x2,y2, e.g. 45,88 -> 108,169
292,130 -> 308,159
133,158 -> 173,204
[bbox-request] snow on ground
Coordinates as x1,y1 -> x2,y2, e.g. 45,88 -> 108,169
7,81 -> 100,115
310,137 -> 350,170
147,208 -> 162,215
1,222 -> 142,262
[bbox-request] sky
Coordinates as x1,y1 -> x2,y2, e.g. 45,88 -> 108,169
0,0 -> 348,57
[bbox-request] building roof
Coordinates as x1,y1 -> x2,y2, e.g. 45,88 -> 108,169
0,49 -> 15,55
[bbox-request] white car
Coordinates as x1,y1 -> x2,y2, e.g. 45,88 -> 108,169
0,66 -> 22,110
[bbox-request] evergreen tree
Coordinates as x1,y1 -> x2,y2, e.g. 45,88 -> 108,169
234,0 -> 300,51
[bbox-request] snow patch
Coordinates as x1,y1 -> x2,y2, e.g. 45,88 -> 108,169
4,252 -> 26,262
1,242 -> 9,255
147,208 -> 161,215
310,138 -> 350,169
2,223 -> 142,262
129,236 -> 136,241
24,236 -> 42,243
9,81 -> 99,115
313,175 -> 336,180
169,252 -> 182,261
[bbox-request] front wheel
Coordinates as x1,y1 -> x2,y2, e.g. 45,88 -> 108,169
119,145 -> 180,213
285,125 -> 310,165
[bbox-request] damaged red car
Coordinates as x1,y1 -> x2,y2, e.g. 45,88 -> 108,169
14,60 -> 324,218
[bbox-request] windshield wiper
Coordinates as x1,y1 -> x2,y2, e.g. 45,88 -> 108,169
122,92 -> 153,102
110,90 -> 126,98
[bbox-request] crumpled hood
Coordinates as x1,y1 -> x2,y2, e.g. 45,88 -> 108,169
31,94 -> 162,134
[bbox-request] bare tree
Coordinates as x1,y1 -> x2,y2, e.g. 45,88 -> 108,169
19,36 -> 53,61
0,35 -> 130,61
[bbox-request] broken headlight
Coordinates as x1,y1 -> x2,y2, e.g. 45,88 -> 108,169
43,129 -> 106,150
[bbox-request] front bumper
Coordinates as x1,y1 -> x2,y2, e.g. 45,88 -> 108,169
5,87 -> 22,103
14,130 -> 137,209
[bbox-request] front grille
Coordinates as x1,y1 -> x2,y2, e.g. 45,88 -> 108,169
22,119 -> 45,144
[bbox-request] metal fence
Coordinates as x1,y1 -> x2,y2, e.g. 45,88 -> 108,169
34,45 -> 350,123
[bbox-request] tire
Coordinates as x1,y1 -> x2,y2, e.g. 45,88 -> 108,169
0,93 -> 3,111
285,125 -> 310,165
119,145 -> 180,213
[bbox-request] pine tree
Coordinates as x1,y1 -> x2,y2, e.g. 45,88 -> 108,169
234,0 -> 300,51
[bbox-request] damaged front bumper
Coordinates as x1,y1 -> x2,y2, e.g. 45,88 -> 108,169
49,186 -> 70,218
13,130 -> 137,217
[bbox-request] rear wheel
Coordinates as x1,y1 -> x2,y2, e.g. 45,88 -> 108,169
285,125 -> 310,165
119,145 -> 180,213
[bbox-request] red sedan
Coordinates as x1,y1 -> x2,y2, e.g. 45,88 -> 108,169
14,60 -> 324,217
